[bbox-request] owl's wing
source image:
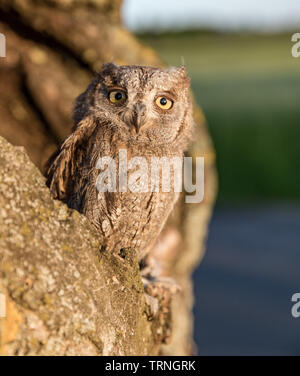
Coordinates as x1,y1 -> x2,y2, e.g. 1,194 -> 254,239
46,117 -> 97,200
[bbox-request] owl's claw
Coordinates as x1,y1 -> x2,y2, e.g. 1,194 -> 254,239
142,276 -> 181,295
144,293 -> 159,317
143,275 -> 181,321
143,276 -> 179,344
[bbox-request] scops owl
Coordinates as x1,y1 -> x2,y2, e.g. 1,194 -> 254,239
46,63 -> 193,263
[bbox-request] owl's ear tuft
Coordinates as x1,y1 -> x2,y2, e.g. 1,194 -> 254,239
168,65 -> 187,76
101,62 -> 119,75
168,65 -> 190,87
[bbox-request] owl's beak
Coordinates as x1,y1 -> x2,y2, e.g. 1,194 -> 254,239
132,103 -> 146,133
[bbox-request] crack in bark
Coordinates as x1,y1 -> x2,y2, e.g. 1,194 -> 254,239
0,8 -> 93,72
19,65 -> 61,147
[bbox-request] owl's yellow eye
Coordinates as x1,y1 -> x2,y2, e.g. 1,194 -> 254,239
155,96 -> 173,110
109,90 -> 127,104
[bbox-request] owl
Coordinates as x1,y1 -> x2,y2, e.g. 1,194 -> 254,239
46,63 -> 193,264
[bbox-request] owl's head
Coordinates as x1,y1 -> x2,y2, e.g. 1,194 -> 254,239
74,63 -> 193,147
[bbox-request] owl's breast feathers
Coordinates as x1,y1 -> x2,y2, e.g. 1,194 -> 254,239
75,142 -> 182,260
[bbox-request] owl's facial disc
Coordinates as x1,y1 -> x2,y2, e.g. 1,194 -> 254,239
106,86 -> 176,134
95,64 -> 191,143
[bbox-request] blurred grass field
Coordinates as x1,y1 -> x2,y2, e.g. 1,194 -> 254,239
139,31 -> 300,203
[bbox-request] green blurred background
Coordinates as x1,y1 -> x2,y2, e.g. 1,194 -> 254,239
123,0 -> 300,355
139,31 -> 300,203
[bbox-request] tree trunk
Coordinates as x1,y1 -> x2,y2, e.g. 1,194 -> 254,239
0,0 -> 217,355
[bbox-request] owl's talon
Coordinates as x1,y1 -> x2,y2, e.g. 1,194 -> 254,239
143,275 -> 181,293
144,293 -> 159,318
142,275 -> 180,323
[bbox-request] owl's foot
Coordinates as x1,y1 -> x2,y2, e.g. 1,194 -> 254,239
143,276 -> 181,318
143,275 -> 181,296
141,256 -> 181,316
144,292 -> 159,316
143,277 -> 180,317
143,276 -> 180,344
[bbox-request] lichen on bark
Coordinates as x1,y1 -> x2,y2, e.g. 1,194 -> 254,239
0,136 -> 161,355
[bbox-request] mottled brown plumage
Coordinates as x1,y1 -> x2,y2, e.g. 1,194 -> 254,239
46,63 -> 193,261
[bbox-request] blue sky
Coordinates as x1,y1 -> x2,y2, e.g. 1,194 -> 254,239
122,0 -> 300,32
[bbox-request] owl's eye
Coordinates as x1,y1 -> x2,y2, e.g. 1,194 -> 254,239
108,90 -> 127,104
155,96 -> 173,110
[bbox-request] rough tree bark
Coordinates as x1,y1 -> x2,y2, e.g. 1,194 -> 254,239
0,0 -> 217,355
0,136 -> 165,355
